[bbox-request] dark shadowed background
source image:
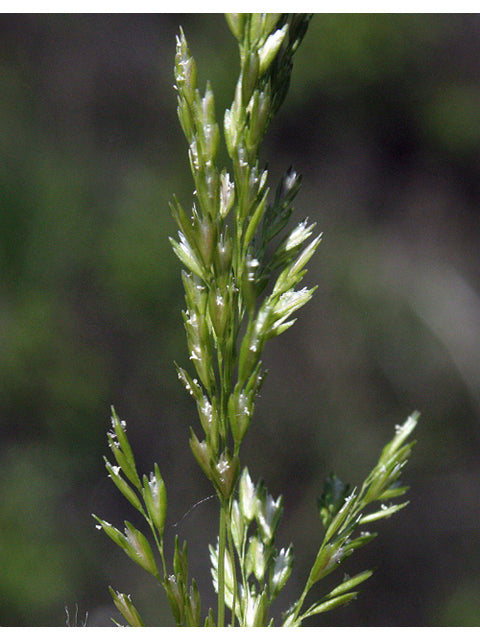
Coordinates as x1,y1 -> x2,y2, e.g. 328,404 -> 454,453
1,13 -> 480,626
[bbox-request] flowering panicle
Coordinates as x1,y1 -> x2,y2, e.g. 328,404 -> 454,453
93,14 -> 418,628
171,13 -> 316,492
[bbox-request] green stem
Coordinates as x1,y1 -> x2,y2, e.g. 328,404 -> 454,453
226,516 -> 238,626
217,497 -> 227,627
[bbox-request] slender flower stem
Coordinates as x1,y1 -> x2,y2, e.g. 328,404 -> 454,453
226,513 -> 238,626
217,497 -> 227,627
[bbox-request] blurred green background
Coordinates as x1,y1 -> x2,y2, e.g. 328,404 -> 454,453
1,13 -> 480,626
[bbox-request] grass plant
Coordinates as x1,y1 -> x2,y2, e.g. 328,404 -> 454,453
93,13 -> 418,626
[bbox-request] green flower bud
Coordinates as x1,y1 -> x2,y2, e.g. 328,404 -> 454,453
208,287 -> 230,341
269,545 -> 294,597
197,216 -> 216,267
246,90 -> 271,154
109,408 -> 141,489
256,489 -> 283,543
308,538 -> 350,586
258,24 -> 288,76
219,171 -> 235,218
189,429 -> 214,480
177,98 -> 194,143
142,463 -> 167,536
262,13 -> 282,36
225,13 -> 245,41
181,269 -> 207,316
196,394 -> 219,451
228,385 -> 253,446
231,499 -> 245,551
93,515 -> 127,551
174,30 -> 197,106
241,51 -> 259,105
123,522 -> 159,577
164,575 -> 184,625
246,536 -> 266,581
248,14 -> 264,45
109,589 -> 145,627
239,467 -> 257,523
214,450 -> 239,499
253,588 -> 269,627
173,536 -> 189,579
186,579 -> 201,627
215,231 -> 233,276
104,458 -> 143,513
182,308 -> 213,391
200,81 -> 216,123
223,108 -> 238,158
170,232 -> 207,281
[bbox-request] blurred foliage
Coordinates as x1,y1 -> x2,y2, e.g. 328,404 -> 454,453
1,14 -> 480,625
